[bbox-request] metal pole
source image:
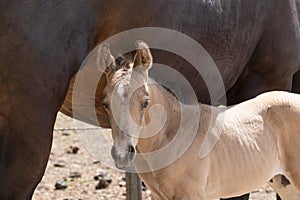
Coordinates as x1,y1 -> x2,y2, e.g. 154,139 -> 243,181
126,172 -> 142,200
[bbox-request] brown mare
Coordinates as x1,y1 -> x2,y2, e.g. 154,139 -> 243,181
1,1 -> 300,199
100,41 -> 300,199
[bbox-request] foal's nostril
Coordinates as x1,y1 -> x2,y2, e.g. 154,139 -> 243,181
128,145 -> 135,153
127,145 -> 136,162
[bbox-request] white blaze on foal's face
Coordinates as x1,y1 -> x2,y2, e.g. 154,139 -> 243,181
117,83 -> 125,97
115,62 -> 133,98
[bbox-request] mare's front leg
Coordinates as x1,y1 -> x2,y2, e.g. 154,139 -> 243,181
0,92 -> 63,199
0,109 -> 56,200
0,54 -> 73,199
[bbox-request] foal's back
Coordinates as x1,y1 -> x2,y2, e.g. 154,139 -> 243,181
199,91 -> 300,198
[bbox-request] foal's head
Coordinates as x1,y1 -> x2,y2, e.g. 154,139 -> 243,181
99,41 -> 153,169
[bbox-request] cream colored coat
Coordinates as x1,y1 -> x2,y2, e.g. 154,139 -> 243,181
137,91 -> 300,200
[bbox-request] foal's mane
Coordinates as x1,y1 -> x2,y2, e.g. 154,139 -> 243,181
161,85 -> 177,99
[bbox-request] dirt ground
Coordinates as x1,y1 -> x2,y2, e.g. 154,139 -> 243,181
32,113 -> 277,200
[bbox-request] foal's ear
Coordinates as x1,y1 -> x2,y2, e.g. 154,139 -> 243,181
133,40 -> 153,71
97,43 -> 115,75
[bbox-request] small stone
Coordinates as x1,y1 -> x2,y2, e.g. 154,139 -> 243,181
54,160 -> 66,168
72,146 -> 79,154
62,132 -> 70,136
121,176 -> 126,181
119,181 -> 126,187
104,176 -> 112,184
94,170 -> 108,180
67,146 -> 79,154
55,180 -> 68,190
95,179 -> 109,190
69,172 -> 81,179
54,163 -> 65,168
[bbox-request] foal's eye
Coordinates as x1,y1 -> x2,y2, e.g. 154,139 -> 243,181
102,102 -> 110,110
142,99 -> 150,109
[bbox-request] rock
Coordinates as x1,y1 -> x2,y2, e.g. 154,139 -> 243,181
93,175 -> 99,181
94,171 -> 112,190
53,160 -> 66,168
95,179 -> 109,190
98,170 -> 108,177
67,146 -> 79,154
119,181 -> 126,187
69,172 -> 81,179
62,132 -> 70,136
53,163 -> 65,168
72,146 -> 79,154
104,176 -> 112,184
93,170 -> 108,180
55,180 -> 68,190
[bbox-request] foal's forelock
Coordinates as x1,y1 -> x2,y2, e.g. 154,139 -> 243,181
109,69 -> 149,97
109,69 -> 132,87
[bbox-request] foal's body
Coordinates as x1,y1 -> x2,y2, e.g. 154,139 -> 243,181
139,90 -> 300,199
99,41 -> 300,199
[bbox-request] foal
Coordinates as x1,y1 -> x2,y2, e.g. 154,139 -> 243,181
99,41 -> 300,200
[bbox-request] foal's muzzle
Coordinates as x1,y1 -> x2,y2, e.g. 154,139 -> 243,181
111,144 -> 136,170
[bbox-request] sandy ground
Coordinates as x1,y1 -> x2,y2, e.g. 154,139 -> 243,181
32,112 -> 277,200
